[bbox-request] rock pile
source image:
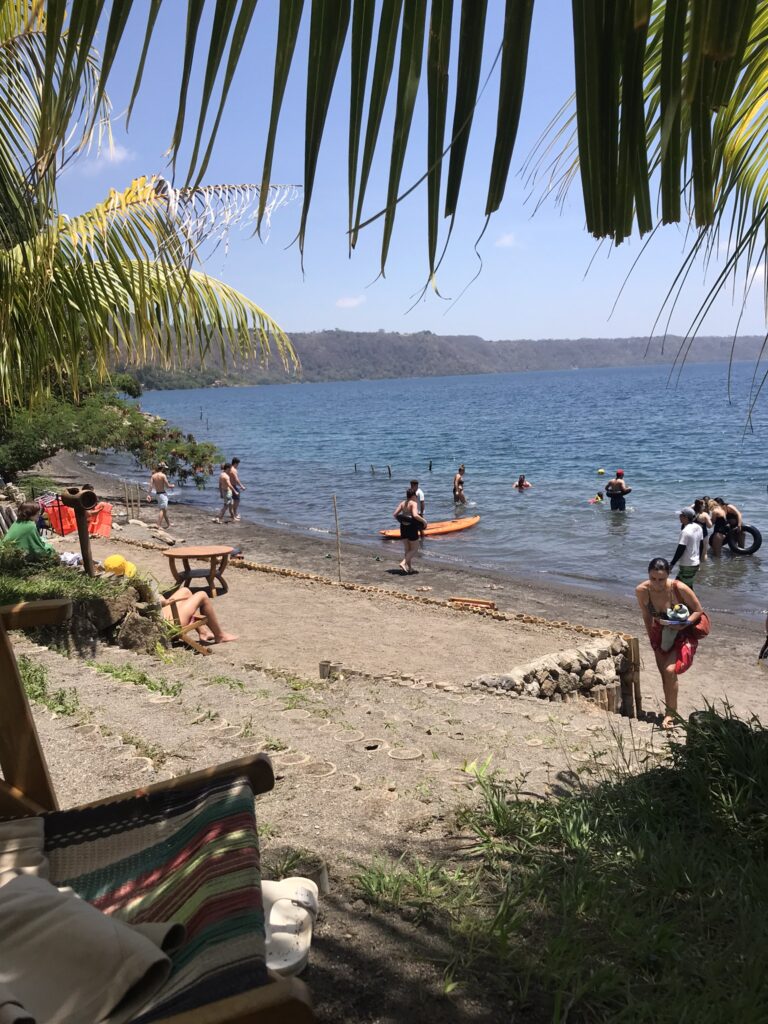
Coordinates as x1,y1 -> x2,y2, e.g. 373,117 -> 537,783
471,635 -> 633,713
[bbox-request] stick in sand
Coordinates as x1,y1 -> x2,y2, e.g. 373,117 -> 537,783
332,494 -> 342,584
123,481 -> 130,518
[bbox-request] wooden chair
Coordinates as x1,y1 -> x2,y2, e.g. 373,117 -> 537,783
0,600 -> 316,1024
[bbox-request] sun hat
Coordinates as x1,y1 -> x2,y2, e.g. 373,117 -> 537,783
678,507 -> 696,520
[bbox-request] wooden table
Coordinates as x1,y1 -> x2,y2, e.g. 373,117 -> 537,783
162,545 -> 234,598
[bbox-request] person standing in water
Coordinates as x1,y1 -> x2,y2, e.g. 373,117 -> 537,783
669,507 -> 703,589
513,474 -> 532,491
453,464 -> 466,505
410,479 -> 425,517
229,457 -> 245,521
146,462 -> 174,529
605,468 -> 631,511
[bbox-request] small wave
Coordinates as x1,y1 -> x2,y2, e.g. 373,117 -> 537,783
309,527 -> 332,535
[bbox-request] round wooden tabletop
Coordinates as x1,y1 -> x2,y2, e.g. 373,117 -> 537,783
161,545 -> 234,559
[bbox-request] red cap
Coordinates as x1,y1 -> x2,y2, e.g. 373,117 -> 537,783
616,469 -> 624,476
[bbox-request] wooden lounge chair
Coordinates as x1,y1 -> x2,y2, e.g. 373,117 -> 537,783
0,599 -> 315,1024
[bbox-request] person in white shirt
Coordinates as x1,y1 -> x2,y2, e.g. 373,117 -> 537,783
409,479 -> 425,516
669,507 -> 703,589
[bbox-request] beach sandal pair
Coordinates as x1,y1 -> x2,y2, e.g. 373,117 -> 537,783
262,877 -> 319,976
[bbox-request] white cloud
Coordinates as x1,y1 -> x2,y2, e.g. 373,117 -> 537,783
80,143 -> 135,176
494,232 -> 516,248
335,294 -> 366,309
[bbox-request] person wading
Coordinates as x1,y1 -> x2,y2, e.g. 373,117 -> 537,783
669,507 -> 703,589
452,464 -> 466,505
605,468 -> 631,511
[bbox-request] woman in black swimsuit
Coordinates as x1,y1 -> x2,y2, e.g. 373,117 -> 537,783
393,487 -> 426,574
636,556 -> 704,729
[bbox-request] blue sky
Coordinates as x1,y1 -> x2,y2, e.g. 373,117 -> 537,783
58,0 -> 767,342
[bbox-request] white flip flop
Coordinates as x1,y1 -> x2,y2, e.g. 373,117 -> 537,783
262,876 -> 319,976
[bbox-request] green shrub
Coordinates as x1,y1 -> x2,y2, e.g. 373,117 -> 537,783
0,567 -> 130,605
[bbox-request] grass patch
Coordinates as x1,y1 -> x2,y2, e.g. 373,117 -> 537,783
121,733 -> 167,768
88,661 -> 182,697
356,708 -> 768,1022
17,474 -> 59,496
209,674 -> 245,691
0,566 -> 130,604
262,737 -> 288,752
18,655 -> 80,716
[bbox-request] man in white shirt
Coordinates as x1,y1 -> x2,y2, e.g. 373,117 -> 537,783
669,507 -> 703,589
410,479 -> 425,517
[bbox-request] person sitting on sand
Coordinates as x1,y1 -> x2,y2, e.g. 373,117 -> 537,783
2,502 -> 55,559
513,474 -> 532,490
453,465 -> 466,505
160,586 -> 238,644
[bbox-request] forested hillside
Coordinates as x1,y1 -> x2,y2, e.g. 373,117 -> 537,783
130,331 -> 765,389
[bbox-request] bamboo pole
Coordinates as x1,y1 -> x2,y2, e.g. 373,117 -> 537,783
332,495 -> 342,584
123,482 -> 130,518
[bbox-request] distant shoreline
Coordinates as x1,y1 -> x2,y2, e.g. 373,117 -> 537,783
129,332 -> 765,390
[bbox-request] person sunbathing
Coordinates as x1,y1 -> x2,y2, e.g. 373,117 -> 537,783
159,587 -> 238,644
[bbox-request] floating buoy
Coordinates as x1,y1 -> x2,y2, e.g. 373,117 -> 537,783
597,468 -> 605,475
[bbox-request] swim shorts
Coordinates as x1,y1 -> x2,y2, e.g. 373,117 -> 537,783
156,492 -> 169,510
676,564 -> 698,589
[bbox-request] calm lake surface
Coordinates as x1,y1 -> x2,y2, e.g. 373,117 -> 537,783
114,362 -> 767,616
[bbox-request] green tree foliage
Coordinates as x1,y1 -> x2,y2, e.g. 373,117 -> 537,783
0,381 -> 219,486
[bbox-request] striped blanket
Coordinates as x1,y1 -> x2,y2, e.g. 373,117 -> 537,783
43,775 -> 267,1022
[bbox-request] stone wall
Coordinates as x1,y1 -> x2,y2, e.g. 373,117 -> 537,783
471,635 -> 634,714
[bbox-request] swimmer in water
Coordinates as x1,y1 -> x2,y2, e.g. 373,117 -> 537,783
589,491 -> 604,504
513,474 -> 532,490
453,464 -> 466,505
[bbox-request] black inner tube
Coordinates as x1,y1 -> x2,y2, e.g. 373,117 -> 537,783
727,524 -> 763,555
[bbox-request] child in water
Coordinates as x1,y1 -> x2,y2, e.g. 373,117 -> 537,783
589,491 -> 604,504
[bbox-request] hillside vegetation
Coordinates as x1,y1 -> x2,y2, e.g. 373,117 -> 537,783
131,331 -> 765,389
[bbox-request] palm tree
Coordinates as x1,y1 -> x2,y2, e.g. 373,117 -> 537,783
10,2 -> 768,402
0,1 -> 298,409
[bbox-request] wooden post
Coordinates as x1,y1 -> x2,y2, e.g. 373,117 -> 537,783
370,465 -> 375,475
123,481 -> 130,517
135,484 -> 142,519
332,495 -> 342,584
354,463 -> 357,473
428,460 -> 432,472
387,465 -> 392,478
629,636 -> 642,716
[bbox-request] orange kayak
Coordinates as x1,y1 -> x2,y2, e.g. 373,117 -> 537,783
379,515 -> 480,539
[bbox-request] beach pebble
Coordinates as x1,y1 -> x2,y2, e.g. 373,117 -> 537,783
128,519 -> 149,529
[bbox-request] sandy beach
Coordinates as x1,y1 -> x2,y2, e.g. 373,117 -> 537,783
36,451 -> 766,721
12,451 -> 768,1022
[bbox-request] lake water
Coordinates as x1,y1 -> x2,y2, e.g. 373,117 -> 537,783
109,362 -> 767,616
